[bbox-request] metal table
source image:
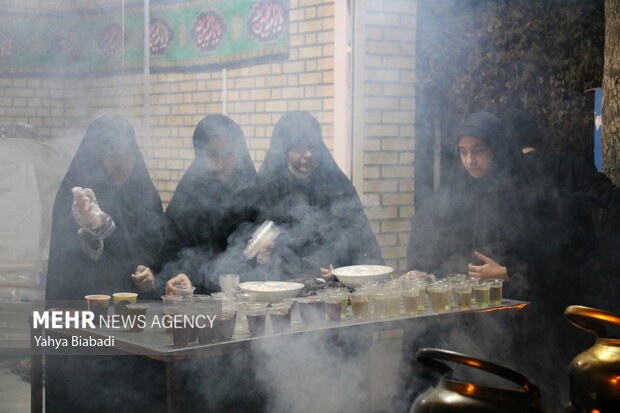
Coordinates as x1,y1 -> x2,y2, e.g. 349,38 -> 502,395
34,299 -> 528,413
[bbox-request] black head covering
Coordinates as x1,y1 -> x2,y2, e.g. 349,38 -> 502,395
408,112 -> 530,282
503,108 -> 543,150
453,111 -> 524,187
46,115 -> 164,301
158,114 -> 259,291
259,111 -> 383,275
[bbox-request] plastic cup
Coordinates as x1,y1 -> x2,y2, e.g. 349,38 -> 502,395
162,294 -> 183,307
473,283 -> 491,307
125,303 -> 149,332
85,295 -> 110,326
113,292 -> 137,316
454,282 -> 472,310
401,287 -> 420,315
383,279 -> 402,292
384,290 -> 401,316
173,284 -> 195,299
243,220 -> 280,259
173,316 -> 195,346
427,283 -> 450,313
373,292 -> 390,319
269,303 -> 292,333
487,279 -> 503,305
297,296 -> 324,324
213,306 -> 237,342
162,306 -> 178,334
246,303 -> 268,337
447,274 -> 467,285
323,295 -> 343,322
349,291 -> 370,319
219,274 -> 240,292
324,289 -> 349,319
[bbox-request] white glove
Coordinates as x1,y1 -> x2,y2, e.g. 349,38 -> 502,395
71,187 -> 106,230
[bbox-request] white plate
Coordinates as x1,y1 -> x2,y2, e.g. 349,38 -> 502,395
239,281 -> 304,303
332,265 -> 394,288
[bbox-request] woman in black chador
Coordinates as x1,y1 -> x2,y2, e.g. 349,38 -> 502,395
407,111 -> 530,287
45,115 -> 166,413
402,112 -> 572,411
258,110 -> 383,279
153,115 -> 266,412
47,114 -> 164,301
155,114 -> 260,293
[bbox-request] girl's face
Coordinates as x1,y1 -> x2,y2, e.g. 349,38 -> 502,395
458,136 -> 493,179
198,137 -> 238,180
287,139 -> 320,175
102,142 -> 137,186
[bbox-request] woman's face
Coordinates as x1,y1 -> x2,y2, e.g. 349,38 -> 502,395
198,137 -> 238,180
458,136 -> 493,179
102,142 -> 137,186
287,139 -> 320,175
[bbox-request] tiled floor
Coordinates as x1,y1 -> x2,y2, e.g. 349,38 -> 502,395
0,360 -> 30,413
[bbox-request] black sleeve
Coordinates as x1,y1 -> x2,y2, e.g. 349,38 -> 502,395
561,154 -> 620,211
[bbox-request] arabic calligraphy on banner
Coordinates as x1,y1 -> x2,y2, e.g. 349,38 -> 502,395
0,0 -> 289,77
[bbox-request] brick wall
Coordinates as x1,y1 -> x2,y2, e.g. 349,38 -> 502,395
361,0 -> 416,271
1,0 -> 417,272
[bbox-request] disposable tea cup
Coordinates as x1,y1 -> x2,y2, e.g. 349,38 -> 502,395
473,282 -> 491,307
113,292 -> 137,316
173,284 -> 195,299
125,303 -> 149,332
454,282 -> 472,310
427,283 -> 450,313
84,295 -> 110,326
269,303 -> 292,333
323,295 -> 343,322
297,296 -> 324,324
162,306 -> 178,334
401,287 -> 421,315
219,274 -> 240,292
213,307 -> 237,342
349,291 -> 370,319
246,303 -> 268,337
486,279 -> 504,305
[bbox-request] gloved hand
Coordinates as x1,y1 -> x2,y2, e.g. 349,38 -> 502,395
71,187 -> 106,230
256,240 -> 275,265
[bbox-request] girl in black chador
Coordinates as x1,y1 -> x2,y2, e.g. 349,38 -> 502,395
47,114 -> 164,301
258,110 -> 383,279
407,111 -> 530,286
45,115 -> 166,413
155,114 -> 261,293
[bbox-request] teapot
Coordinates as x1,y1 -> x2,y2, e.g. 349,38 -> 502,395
564,305 -> 620,413
410,348 -> 548,413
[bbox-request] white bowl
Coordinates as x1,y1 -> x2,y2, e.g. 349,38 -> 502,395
332,265 -> 394,288
239,281 -> 304,303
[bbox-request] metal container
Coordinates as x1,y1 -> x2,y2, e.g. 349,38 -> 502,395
410,348 -> 548,413
564,305 -> 620,413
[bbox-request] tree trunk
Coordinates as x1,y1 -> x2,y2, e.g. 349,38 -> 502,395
603,0 -> 620,185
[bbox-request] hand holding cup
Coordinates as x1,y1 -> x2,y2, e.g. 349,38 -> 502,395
165,273 -> 193,296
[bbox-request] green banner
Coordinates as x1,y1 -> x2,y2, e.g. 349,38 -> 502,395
0,0 -> 289,77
